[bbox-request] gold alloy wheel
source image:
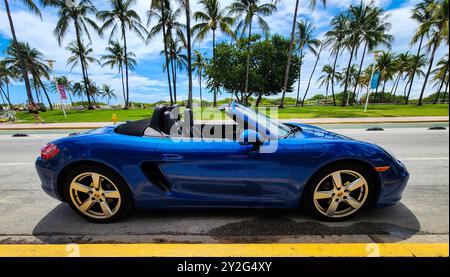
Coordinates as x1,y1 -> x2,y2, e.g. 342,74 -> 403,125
69,172 -> 122,219
313,170 -> 369,218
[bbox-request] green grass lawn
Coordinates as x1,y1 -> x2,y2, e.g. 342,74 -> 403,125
13,104 -> 449,123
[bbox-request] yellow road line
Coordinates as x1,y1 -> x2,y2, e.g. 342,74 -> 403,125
0,243 -> 448,257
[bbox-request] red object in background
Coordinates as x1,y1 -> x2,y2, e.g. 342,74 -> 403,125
57,84 -> 67,100
40,143 -> 60,160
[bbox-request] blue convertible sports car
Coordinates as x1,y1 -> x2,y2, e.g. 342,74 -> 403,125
36,102 -> 409,222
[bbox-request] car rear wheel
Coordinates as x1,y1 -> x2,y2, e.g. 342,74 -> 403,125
64,165 -> 132,223
303,164 -> 374,221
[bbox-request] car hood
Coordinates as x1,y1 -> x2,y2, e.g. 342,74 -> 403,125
286,122 -> 352,141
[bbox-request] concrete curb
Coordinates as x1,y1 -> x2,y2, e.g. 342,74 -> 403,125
0,116 -> 448,130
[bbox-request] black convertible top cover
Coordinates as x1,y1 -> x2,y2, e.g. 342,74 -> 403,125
115,118 -> 152,137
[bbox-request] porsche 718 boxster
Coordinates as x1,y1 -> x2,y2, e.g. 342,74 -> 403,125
36,101 -> 409,222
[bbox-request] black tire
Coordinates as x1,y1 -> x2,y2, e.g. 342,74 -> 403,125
63,164 -> 133,223
302,163 -> 375,222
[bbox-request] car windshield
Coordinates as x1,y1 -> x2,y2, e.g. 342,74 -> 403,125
229,102 -> 291,139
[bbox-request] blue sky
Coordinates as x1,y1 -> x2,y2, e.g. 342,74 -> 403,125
0,0 -> 448,105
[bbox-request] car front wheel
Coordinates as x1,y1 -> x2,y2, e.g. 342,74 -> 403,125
64,165 -> 132,223
303,164 -> 374,221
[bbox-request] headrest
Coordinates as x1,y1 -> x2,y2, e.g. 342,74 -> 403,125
150,105 -> 168,132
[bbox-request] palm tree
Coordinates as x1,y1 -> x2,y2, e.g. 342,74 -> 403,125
4,42 -> 53,109
101,40 -> 137,107
322,14 -> 348,106
192,50 -> 207,108
301,41 -> 323,107
416,0 -> 448,105
293,19 -> 320,106
350,4 -> 392,105
100,84 -> 116,106
193,0 -> 235,107
0,60 -> 14,109
66,40 -> 100,85
432,54 -> 449,103
279,0 -> 326,108
148,0 -> 182,105
404,54 -> 427,103
2,0 -> 41,105
167,37 -> 187,102
407,0 -> 435,104
340,3 -> 392,106
229,0 -> 277,100
374,51 -> 395,103
176,0 -> 194,108
44,0 -> 100,109
388,52 -> 410,101
97,0 -> 148,109
317,64 -> 334,104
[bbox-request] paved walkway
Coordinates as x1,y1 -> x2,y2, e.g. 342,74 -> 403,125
0,116 -> 448,130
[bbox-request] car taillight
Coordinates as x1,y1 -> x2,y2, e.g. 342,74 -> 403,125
40,143 -> 60,160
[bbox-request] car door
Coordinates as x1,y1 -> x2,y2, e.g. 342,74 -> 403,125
155,137 -> 291,206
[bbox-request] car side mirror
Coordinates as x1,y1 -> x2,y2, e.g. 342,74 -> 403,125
239,129 -> 263,148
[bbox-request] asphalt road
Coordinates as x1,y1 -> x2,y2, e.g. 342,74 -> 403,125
0,124 -> 448,244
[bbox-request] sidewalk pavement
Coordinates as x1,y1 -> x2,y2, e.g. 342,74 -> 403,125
0,116 -> 448,130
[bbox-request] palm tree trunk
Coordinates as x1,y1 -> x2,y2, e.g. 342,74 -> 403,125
199,74 -> 202,108
0,85 -> 13,109
212,29 -> 217,107
330,47 -> 339,106
160,0 -> 173,105
406,34 -> 424,104
295,47 -> 304,107
279,0 -> 300,109
121,23 -> 131,109
418,39 -> 439,106
342,44 -> 356,106
38,78 -> 53,110
74,18 -> 93,109
351,41 -> 368,105
302,44 -> 323,107
3,0 -> 35,106
120,66 -> 126,106
185,0 -> 193,109
391,73 -> 401,100
171,56 -> 177,103
442,80 -> 448,103
434,64 -> 448,104
324,82 -> 329,105
243,19 -> 253,100
381,79 -> 387,103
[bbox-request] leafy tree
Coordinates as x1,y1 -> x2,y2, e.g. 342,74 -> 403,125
205,35 -> 300,106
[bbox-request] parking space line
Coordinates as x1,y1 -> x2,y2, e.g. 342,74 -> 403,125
0,243 -> 447,257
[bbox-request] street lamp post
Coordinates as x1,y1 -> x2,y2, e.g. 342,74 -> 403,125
364,50 -> 383,113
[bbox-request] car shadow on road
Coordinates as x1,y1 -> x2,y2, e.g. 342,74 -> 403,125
32,202 -> 420,244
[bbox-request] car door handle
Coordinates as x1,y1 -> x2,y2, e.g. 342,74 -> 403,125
162,154 -> 184,161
